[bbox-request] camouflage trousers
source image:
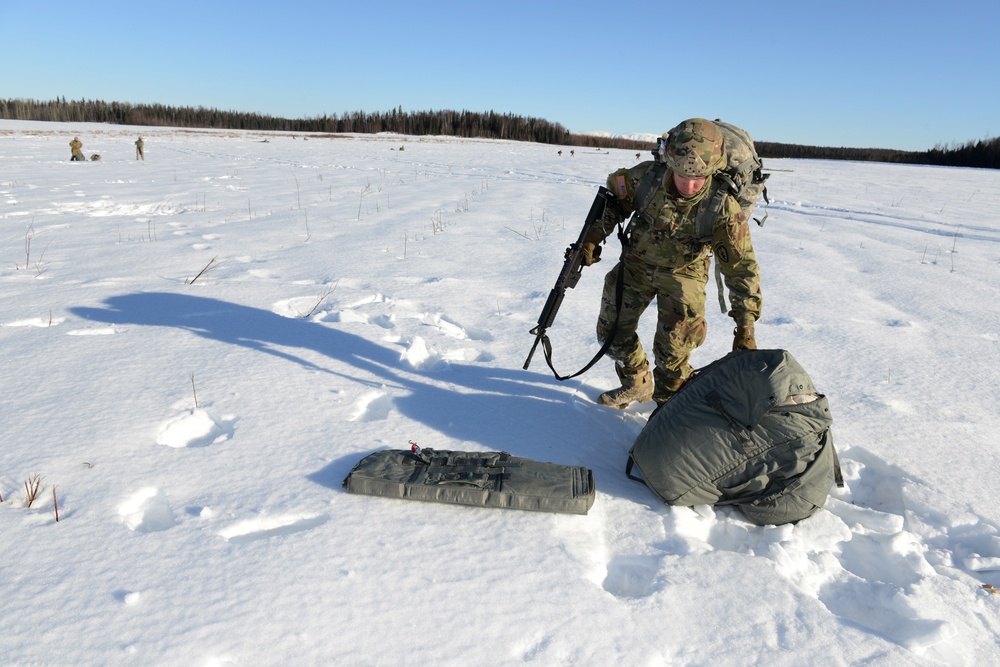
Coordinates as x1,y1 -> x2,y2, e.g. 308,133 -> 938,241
596,258 -> 709,401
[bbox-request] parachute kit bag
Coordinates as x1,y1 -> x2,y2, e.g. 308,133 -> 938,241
627,349 -> 841,526
343,445 -> 596,515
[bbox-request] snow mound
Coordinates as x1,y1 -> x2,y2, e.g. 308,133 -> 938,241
155,408 -> 232,448
119,487 -> 175,533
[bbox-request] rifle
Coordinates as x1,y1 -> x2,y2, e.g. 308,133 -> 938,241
523,186 -> 618,379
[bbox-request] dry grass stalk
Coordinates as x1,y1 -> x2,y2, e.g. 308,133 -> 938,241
186,256 -> 218,284
301,279 -> 340,318
24,474 -> 42,508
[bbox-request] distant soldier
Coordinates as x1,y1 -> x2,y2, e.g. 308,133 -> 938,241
582,118 -> 763,409
135,136 -> 144,160
69,136 -> 85,161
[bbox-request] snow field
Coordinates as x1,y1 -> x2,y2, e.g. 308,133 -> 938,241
1,121 -> 999,665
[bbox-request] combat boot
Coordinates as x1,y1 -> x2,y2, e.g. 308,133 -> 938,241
597,363 -> 654,410
653,376 -> 688,406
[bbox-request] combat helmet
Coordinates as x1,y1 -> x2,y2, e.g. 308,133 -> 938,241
662,118 -> 723,178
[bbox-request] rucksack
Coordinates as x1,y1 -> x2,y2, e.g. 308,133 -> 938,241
711,119 -> 769,228
626,349 -> 842,526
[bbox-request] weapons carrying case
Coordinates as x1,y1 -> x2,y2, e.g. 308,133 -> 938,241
343,446 -> 596,515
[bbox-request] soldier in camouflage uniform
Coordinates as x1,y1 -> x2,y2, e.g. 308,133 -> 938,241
69,136 -> 85,161
581,118 -> 761,409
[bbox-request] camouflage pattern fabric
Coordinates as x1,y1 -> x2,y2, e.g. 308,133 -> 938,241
588,151 -> 762,401
711,120 -> 767,223
69,137 -> 84,160
596,259 -> 709,401
663,118 -> 724,178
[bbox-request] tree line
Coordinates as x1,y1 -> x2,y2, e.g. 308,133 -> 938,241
1,97 -> 996,169
0,98 -> 641,150
756,139 -> 1000,170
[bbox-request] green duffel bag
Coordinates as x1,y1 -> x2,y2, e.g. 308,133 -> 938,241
627,349 -> 841,526
344,445 -> 596,515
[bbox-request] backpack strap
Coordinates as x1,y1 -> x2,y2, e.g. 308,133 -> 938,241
705,175 -> 731,312
712,119 -> 771,225
714,257 -> 727,314
694,171 -> 737,243
631,162 -> 667,223
539,221 -> 631,381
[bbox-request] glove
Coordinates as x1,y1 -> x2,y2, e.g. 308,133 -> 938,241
733,320 -> 757,351
581,242 -> 601,266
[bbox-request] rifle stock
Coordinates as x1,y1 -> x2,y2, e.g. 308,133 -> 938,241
523,186 -> 614,371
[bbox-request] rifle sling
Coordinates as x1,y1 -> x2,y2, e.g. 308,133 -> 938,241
538,167 -> 665,382
540,221 -> 629,381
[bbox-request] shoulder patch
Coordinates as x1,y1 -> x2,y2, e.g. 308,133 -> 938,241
615,174 -> 628,198
714,243 -> 730,264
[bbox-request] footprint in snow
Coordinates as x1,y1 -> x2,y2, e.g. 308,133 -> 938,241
325,293 -> 396,328
156,408 -> 235,448
328,309 -> 369,324
399,336 -> 446,371
601,554 -> 664,598
656,449 -> 1000,660
553,443 -> 1000,662
422,312 -> 493,341
329,309 -> 394,329
550,494 -> 667,600
368,313 -> 395,329
397,334 -> 493,368
272,296 -> 333,319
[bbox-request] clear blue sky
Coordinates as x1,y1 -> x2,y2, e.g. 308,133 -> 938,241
2,0 -> 997,151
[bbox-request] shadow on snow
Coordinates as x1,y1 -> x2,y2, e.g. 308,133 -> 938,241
70,291 -> 642,496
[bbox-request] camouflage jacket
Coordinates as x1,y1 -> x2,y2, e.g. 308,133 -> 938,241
587,161 -> 761,323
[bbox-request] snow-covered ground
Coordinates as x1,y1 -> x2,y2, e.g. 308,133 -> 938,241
2,120 -> 999,666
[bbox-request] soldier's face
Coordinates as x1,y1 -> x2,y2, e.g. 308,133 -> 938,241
673,173 -> 708,197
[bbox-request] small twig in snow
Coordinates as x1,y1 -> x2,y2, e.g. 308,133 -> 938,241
301,279 -> 340,318
504,227 -> 533,241
186,256 -> 218,284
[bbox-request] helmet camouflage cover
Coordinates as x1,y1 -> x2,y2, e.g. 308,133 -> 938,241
664,118 -> 723,178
